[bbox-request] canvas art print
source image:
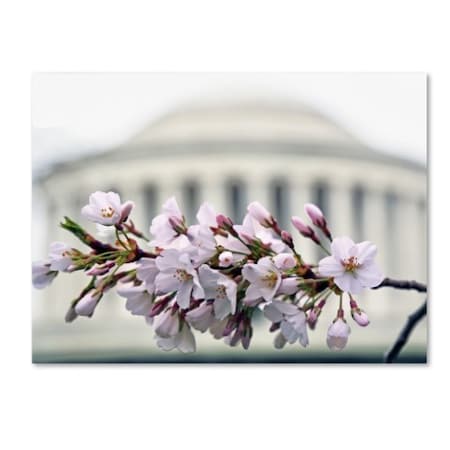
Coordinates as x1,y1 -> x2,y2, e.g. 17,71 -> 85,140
31,73 -> 427,363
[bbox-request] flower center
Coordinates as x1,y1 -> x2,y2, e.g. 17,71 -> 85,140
342,256 -> 360,273
216,285 -> 227,299
100,206 -> 115,218
173,268 -> 193,282
262,271 -> 278,289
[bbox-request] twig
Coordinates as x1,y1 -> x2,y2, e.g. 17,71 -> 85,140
373,277 -> 427,293
384,299 -> 427,363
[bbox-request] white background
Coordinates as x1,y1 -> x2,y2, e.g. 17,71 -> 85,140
0,1 -> 447,450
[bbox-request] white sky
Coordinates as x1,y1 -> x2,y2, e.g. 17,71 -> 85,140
31,73 -> 427,171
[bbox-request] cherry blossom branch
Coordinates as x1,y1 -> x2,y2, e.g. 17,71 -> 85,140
372,277 -> 427,293
33,192 -> 421,355
384,298 -> 427,363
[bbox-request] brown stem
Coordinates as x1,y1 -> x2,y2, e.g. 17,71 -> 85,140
384,299 -> 427,363
373,277 -> 427,293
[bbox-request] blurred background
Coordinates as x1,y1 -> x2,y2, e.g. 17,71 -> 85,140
32,73 -> 427,363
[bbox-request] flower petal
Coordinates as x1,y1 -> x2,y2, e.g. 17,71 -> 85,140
330,236 -> 354,262
357,262 -> 384,288
176,280 -> 193,308
318,256 -> 344,277
356,241 -> 377,264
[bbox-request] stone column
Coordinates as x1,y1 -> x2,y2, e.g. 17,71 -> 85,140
247,173 -> 270,213
201,172 -> 226,215
289,175 -> 315,264
328,179 -> 354,239
397,197 -> 422,281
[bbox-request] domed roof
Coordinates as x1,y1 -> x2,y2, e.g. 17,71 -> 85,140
127,100 -> 364,149
36,99 -> 425,181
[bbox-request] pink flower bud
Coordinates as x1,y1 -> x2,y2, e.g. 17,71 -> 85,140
304,203 -> 332,240
168,216 -> 185,233
65,305 -> 78,323
308,298 -> 327,329
247,201 -> 273,227
87,261 -> 115,276
119,201 -> 135,223
218,251 -> 233,267
326,318 -> 351,351
291,216 -> 320,244
75,290 -> 101,317
281,230 -> 294,248
216,214 -> 233,229
273,253 -> 296,270
351,309 -> 370,327
307,308 -> 320,326
304,203 -> 326,227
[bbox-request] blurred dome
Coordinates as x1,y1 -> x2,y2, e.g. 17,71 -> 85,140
127,100 -> 364,148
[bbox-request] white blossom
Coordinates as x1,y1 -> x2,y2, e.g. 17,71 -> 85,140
150,196 -> 188,249
235,214 -> 286,253
136,258 -> 159,293
155,249 -> 204,308
264,300 -> 309,347
117,283 -> 153,316
153,306 -> 180,338
198,265 -> 237,319
242,256 -> 282,305
185,302 -> 215,332
318,236 -> 383,294
155,323 -> 196,353
81,191 -> 134,226
326,318 -> 351,351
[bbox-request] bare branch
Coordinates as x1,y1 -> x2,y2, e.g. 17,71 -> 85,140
384,299 -> 427,363
373,277 -> 427,293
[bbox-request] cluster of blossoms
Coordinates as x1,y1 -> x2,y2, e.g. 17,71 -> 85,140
32,191 -> 384,353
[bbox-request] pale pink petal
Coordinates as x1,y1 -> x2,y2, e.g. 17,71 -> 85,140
277,278 -> 299,295
356,241 -> 377,264
155,335 -> 177,351
81,205 -> 99,222
106,191 -> 121,209
335,273 -> 364,294
330,236 -> 354,262
242,264 -> 260,283
155,272 -> 180,293
334,273 -> 355,293
214,298 -> 231,320
176,280 -> 193,308
192,281 -> 205,300
198,265 -> 219,292
223,280 -> 237,313
272,300 -> 299,315
155,249 -> 181,271
162,196 -> 182,217
318,256 -> 344,277
196,202 -> 217,227
244,284 -> 262,301
357,263 -> 384,288
176,325 -> 196,353
264,303 -> 284,322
